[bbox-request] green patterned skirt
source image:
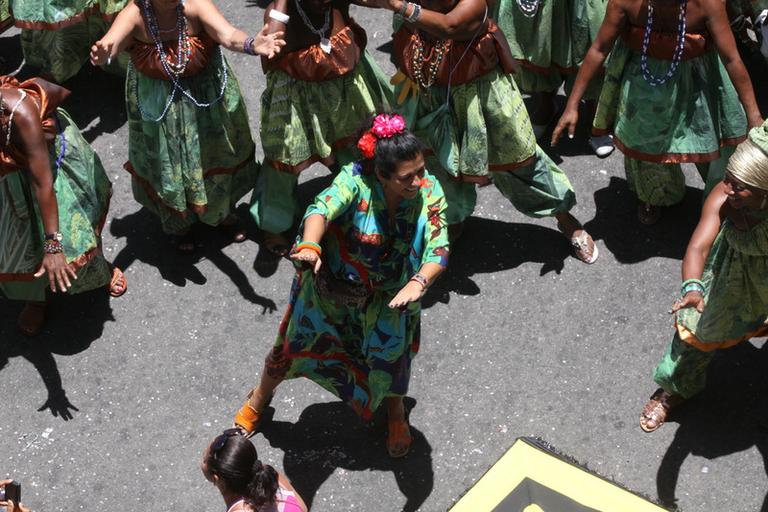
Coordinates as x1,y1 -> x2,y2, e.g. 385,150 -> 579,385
593,40 -> 747,162
259,50 -> 392,172
125,51 -> 259,235
13,0 -> 130,82
0,109 -> 112,302
0,0 -> 11,32
494,0 -> 606,95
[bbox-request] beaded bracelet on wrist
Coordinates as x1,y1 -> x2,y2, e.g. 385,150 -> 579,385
396,0 -> 409,18
243,37 -> 256,56
43,239 -> 64,254
410,272 -> 428,289
680,279 -> 704,296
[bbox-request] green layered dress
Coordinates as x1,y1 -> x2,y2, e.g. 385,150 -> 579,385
0,78 -> 112,302
11,0 -> 130,82
125,33 -> 258,235
0,0 -> 11,33
493,0 -> 607,98
593,27 -> 747,206
653,213 -> 768,398
250,20 -> 392,235
392,21 -> 576,225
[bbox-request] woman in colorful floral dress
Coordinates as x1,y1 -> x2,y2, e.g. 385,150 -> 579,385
639,122 -> 768,432
90,0 -> 284,252
0,76 -> 125,336
7,0 -> 130,82
493,0 -> 614,156
552,0 -> 762,224
249,0 -> 392,258
233,114 -> 449,458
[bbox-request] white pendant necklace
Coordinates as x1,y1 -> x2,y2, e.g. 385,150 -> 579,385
294,0 -> 332,54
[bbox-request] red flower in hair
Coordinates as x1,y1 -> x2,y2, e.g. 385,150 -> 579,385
357,131 -> 377,159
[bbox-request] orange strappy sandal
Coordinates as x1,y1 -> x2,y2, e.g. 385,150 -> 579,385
233,389 -> 271,438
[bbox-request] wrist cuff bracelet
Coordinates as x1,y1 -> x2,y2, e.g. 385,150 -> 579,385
269,9 -> 290,23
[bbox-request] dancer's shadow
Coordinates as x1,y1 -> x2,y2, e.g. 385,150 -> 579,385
423,215 -> 571,308
260,400 -> 434,512
110,207 -> 277,313
0,288 -> 113,420
61,64 -> 127,143
583,177 -> 701,264
0,34 -> 23,75
655,341 -> 768,510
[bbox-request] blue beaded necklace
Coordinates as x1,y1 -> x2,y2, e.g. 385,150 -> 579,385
640,0 -> 687,86
515,0 -> 540,17
134,0 -> 228,122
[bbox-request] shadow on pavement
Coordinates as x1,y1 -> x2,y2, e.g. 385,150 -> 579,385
260,400 -> 434,512
423,215 -> 571,308
583,177 -> 701,264
0,288 -> 114,420
110,207 -> 277,314
0,34 -> 22,75
654,341 -> 768,510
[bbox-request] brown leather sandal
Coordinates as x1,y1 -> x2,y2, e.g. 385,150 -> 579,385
639,388 -> 683,433
108,267 -> 127,298
387,417 -> 412,458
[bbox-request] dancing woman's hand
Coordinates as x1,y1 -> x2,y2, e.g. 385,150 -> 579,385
90,39 -> 115,66
670,292 -> 705,314
290,249 -> 322,274
251,25 -> 286,58
551,107 -> 578,146
34,253 -> 77,293
388,280 -> 425,309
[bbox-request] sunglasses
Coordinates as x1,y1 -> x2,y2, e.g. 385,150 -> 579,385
211,428 -> 242,458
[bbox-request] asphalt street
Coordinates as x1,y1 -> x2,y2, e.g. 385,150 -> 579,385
2,4 -> 768,511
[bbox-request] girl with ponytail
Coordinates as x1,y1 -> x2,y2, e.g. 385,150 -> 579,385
202,430 -> 307,511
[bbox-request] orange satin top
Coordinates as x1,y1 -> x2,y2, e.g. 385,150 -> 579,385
0,76 -> 70,175
262,19 -> 367,81
130,31 -> 218,80
622,25 -> 710,61
393,20 -> 516,87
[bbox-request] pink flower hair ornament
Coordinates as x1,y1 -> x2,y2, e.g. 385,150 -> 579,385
357,114 -> 407,160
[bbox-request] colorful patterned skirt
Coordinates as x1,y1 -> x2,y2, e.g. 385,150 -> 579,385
0,0 -> 11,33
653,217 -> 768,397
593,40 -> 747,205
125,51 -> 259,235
12,0 -> 130,82
266,269 -> 421,421
493,0 -> 606,97
0,109 -> 112,302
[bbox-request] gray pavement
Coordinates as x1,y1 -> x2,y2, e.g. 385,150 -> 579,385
2,4 -> 768,511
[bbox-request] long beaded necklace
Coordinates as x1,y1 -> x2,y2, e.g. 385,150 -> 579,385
640,0 -> 687,86
293,0 -> 332,54
134,0 -> 228,122
515,0 -> 540,17
2,90 -> 27,147
410,31 -> 450,89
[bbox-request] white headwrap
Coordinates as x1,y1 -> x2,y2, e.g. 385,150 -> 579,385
726,123 -> 768,192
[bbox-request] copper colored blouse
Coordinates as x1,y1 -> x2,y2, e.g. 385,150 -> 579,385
130,31 -> 218,80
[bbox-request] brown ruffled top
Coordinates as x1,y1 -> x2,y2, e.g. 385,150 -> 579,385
0,76 -> 70,175
262,19 -> 367,81
130,31 -> 218,80
393,20 -> 516,87
622,25 -> 710,61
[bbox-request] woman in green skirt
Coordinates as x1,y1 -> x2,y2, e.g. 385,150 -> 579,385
493,0 -> 614,156
553,0 -> 762,225
8,0 -> 130,82
0,76 -> 126,336
639,123 -> 768,432
249,0 -> 393,257
90,0 -> 284,252
363,0 -> 598,263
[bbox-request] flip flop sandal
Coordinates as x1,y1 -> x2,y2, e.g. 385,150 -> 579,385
221,217 -> 247,243
639,388 -> 682,433
108,267 -> 128,298
171,232 -> 196,254
387,417 -> 412,458
233,389 -> 272,438
570,231 -> 599,264
17,301 -> 46,337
